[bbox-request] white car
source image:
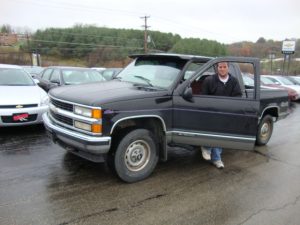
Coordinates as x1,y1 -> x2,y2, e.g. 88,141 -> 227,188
262,75 -> 300,96
0,64 -> 49,126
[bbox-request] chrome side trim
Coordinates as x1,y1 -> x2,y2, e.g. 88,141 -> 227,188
168,130 -> 255,150
110,115 -> 167,134
169,131 -> 255,141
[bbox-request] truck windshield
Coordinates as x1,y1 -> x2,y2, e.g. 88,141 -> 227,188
116,58 -> 186,89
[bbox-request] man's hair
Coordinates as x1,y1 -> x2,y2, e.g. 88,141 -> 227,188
217,61 -> 229,67
213,62 -> 229,71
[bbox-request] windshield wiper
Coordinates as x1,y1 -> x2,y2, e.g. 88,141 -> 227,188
134,75 -> 153,87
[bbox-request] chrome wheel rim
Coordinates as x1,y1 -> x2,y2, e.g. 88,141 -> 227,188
260,122 -> 270,140
124,140 -> 151,172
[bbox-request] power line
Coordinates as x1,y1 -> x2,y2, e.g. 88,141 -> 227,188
151,16 -> 239,42
17,34 -> 173,50
9,0 -> 236,43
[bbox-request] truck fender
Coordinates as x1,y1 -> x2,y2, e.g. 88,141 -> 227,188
110,115 -> 168,161
258,106 -> 279,123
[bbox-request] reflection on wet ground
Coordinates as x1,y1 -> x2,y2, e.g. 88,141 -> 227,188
1,104 -> 300,225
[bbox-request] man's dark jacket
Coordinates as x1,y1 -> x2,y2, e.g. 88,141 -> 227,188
202,74 -> 242,97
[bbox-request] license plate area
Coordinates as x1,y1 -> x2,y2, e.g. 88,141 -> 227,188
12,113 -> 29,122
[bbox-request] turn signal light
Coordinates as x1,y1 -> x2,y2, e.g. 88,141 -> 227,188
92,109 -> 102,119
92,124 -> 102,133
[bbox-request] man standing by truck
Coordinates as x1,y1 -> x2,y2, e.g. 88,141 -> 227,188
201,62 -> 242,169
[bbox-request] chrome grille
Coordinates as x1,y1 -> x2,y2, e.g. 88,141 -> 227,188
50,98 -> 73,112
48,96 -> 103,136
50,111 -> 73,126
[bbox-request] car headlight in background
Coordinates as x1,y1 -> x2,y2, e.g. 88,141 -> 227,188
74,105 -> 102,119
41,95 -> 49,106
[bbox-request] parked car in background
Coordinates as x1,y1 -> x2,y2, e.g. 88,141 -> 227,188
101,68 -> 123,80
91,67 -> 106,73
262,75 -> 300,90
261,76 -> 299,101
0,64 -> 49,126
285,76 -> 300,85
37,66 -> 107,92
22,65 -> 44,78
242,73 -> 272,89
293,76 -> 300,84
242,72 -> 282,89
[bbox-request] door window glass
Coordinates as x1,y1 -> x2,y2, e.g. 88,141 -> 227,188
50,69 -> 60,83
42,69 -> 53,80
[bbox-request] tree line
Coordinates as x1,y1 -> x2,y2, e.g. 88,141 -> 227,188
15,24 -> 227,65
1,24 -> 299,70
228,37 -> 300,58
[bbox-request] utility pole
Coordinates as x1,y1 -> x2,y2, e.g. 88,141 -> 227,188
26,33 -> 33,66
268,52 -> 275,74
141,15 -> 150,53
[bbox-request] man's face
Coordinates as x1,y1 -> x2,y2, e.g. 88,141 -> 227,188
217,62 -> 229,78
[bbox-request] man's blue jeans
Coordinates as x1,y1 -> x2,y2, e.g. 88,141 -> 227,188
204,147 -> 223,161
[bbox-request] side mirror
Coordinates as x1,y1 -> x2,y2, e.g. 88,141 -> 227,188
183,87 -> 193,101
51,79 -> 60,85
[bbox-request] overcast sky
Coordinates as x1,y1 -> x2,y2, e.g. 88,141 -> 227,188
1,0 -> 299,44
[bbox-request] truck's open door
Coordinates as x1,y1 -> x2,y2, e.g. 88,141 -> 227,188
172,57 -> 260,150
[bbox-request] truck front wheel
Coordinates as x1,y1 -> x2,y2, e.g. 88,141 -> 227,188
256,115 -> 273,146
114,129 -> 158,183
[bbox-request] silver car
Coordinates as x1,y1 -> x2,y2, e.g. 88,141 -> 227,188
0,64 -> 49,126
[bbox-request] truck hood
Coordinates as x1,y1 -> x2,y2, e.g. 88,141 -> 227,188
49,80 -> 168,106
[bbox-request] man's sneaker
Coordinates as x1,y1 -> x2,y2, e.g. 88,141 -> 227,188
212,160 -> 224,169
201,147 -> 211,161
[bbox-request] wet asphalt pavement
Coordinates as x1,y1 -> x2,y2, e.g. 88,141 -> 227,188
1,104 -> 300,225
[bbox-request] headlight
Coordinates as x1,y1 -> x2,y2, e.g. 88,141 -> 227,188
74,106 -> 102,119
74,121 -> 102,133
74,121 -> 91,131
74,106 -> 92,117
41,95 -> 49,106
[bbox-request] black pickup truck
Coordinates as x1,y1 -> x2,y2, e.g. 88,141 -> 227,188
43,53 -> 289,182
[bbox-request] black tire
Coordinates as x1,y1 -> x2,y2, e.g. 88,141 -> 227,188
256,115 -> 273,146
114,129 -> 158,183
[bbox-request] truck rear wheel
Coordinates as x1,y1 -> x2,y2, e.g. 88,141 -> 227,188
256,115 -> 273,146
114,129 -> 158,183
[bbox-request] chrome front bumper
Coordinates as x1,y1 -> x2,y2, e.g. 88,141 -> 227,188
42,112 -> 111,155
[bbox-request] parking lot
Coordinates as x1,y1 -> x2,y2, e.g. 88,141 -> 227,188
1,104 -> 300,225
